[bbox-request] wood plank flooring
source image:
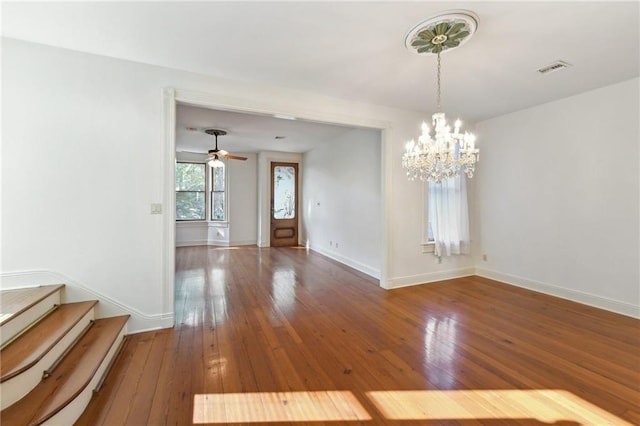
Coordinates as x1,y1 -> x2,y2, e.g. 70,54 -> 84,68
76,246 -> 640,425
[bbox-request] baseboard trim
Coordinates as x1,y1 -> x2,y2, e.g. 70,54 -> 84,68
475,268 -> 640,319
175,239 -> 210,247
0,270 -> 174,333
176,239 -> 256,248
386,267 -> 476,290
229,240 -> 258,246
309,246 -> 380,279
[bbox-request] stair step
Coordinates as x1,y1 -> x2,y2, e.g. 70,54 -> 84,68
1,284 -> 65,346
1,301 -> 98,381
0,301 -> 98,410
0,285 -> 65,326
1,315 -> 129,426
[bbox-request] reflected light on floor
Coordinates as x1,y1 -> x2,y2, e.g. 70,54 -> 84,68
366,389 -> 632,424
272,269 -> 296,314
208,246 -> 245,250
193,391 -> 371,423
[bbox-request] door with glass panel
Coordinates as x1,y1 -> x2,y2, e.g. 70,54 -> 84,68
270,162 -> 298,247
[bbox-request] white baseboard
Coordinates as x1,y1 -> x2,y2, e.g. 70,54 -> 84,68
0,270 -> 174,333
229,240 -> 257,246
476,267 -> 640,319
176,239 -> 256,248
386,267 -> 476,290
175,239 -> 210,247
309,246 -> 380,279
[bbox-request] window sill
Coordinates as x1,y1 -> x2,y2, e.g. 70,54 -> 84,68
208,221 -> 229,228
176,220 -> 228,228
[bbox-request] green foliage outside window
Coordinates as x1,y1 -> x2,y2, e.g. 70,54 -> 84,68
211,166 -> 225,221
176,163 -> 205,220
175,162 -> 227,221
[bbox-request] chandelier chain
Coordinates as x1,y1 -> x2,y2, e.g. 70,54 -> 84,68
436,51 -> 441,112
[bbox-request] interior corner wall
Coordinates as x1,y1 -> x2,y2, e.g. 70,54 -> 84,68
302,128 -> 381,278
474,77 -> 640,315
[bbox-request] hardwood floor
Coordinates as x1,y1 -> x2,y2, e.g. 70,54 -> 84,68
76,246 -> 640,425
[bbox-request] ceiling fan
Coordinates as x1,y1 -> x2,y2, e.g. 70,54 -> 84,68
180,128 -> 248,167
204,129 -> 248,167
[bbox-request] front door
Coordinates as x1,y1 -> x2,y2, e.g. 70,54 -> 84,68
270,162 -> 298,247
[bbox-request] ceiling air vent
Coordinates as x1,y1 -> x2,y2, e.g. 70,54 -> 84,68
537,61 -> 572,75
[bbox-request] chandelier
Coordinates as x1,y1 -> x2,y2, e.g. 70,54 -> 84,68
401,11 -> 480,183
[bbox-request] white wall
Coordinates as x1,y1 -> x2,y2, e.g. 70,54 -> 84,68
1,38 -> 474,332
475,77 -> 640,315
302,128 -> 382,278
2,39 -> 168,330
228,152 -> 258,246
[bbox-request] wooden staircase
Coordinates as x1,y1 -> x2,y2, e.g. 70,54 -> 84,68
0,284 -> 129,425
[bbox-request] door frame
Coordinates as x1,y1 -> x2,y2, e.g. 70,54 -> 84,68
270,162 -> 299,247
256,151 -> 302,247
162,88 -> 393,326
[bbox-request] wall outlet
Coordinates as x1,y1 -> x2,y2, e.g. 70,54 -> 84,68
482,254 -> 488,261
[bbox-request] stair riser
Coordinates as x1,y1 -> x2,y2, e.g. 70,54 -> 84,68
0,308 -> 96,410
40,323 -> 127,426
1,292 -> 61,347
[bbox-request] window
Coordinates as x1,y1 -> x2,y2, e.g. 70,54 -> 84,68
424,176 -> 471,257
273,165 -> 296,219
176,162 -> 206,220
175,161 -> 226,222
211,165 -> 226,221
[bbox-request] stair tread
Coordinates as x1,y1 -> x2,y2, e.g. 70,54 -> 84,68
1,315 -> 129,425
1,301 -> 98,382
0,284 -> 65,326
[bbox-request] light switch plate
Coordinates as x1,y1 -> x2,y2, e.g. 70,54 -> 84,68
150,203 -> 163,214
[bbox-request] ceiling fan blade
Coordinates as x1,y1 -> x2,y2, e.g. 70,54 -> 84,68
217,149 -> 229,156
178,150 -> 207,155
220,153 -> 248,161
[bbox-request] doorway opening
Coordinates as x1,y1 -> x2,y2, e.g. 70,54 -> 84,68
163,85 -> 391,326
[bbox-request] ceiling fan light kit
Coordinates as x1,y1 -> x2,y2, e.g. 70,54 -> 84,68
203,128 -> 248,167
401,10 -> 480,183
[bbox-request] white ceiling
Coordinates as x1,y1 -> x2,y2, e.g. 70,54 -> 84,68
3,1 -> 638,153
176,105 -> 359,154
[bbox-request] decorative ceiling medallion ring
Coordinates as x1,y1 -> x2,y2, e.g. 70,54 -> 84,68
404,10 -> 479,55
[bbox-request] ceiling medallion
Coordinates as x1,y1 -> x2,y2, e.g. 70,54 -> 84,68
404,10 -> 478,55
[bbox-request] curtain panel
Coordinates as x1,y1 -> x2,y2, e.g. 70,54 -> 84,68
428,175 -> 471,257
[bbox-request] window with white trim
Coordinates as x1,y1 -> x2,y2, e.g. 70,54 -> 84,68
211,165 -> 226,221
176,162 -> 206,220
175,161 -> 226,222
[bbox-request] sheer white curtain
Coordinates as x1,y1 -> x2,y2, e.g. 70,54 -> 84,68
428,174 -> 470,257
